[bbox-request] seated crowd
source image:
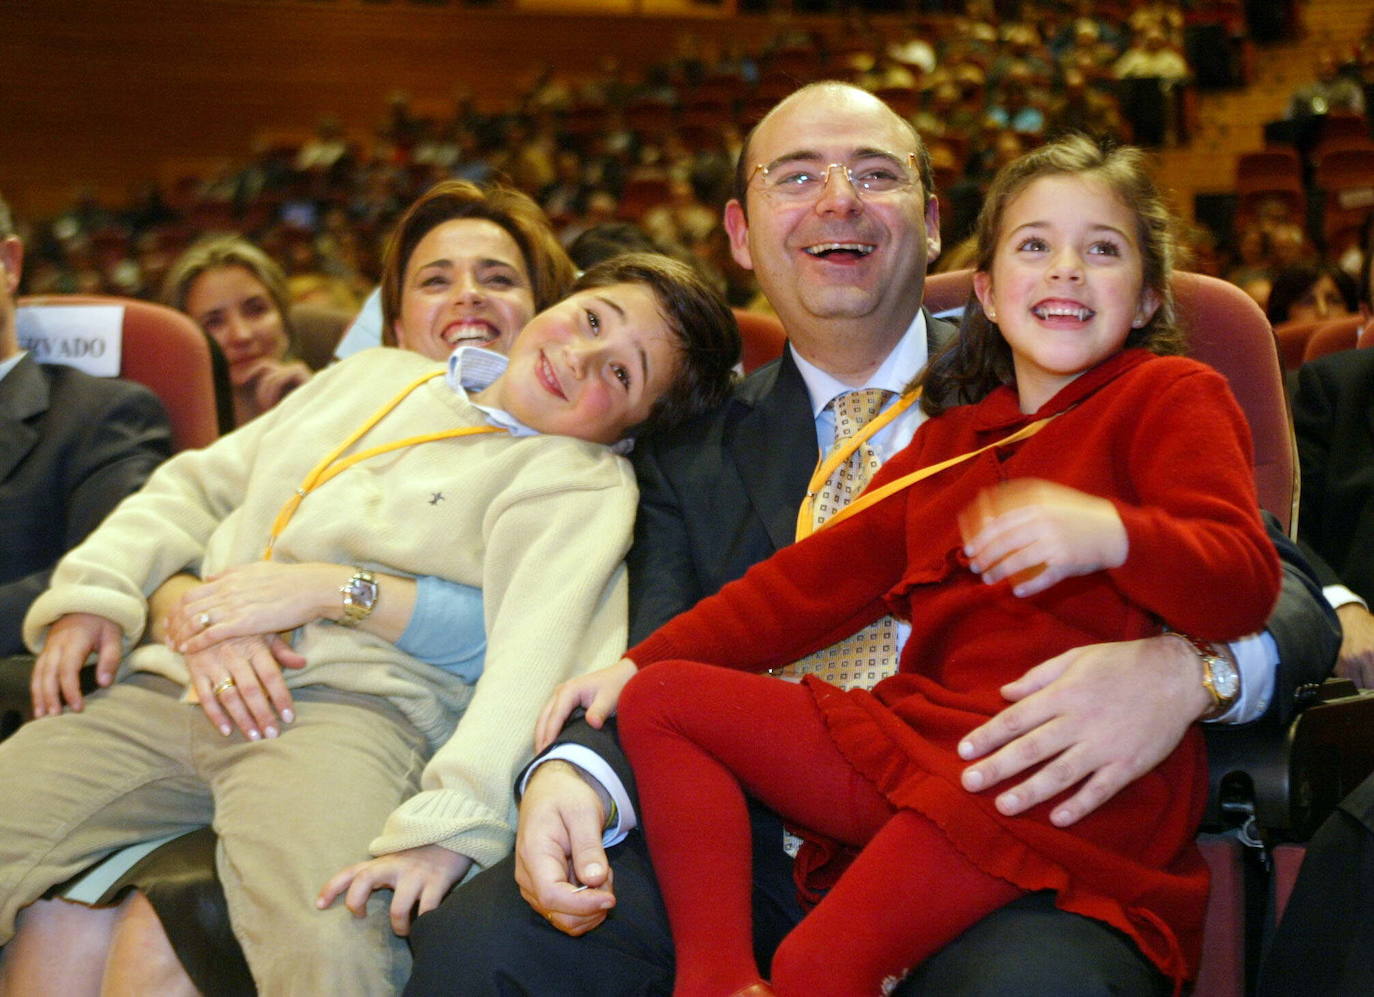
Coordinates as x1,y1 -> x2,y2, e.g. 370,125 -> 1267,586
1,5 -> 1373,994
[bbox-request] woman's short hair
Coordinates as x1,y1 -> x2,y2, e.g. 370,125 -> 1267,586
920,133 -> 1183,415
162,235 -> 298,352
380,181 -> 575,341
573,253 -> 740,439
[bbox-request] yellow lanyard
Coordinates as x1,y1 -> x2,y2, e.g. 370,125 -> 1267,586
262,370 -> 504,559
796,388 -> 921,541
816,411 -> 1064,536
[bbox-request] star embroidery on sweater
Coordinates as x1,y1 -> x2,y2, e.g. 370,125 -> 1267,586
429,492 -> 445,505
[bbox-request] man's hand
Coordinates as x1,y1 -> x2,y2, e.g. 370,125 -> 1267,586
956,635 -> 1211,826
317,844 -> 471,937
1335,603 -> 1374,689
514,760 -> 616,936
30,613 -> 123,717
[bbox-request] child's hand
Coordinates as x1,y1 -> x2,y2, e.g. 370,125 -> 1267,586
535,658 -> 638,752
959,479 -> 1127,597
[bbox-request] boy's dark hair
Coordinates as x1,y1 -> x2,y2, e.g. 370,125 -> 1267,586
573,252 -> 739,439
919,134 -> 1184,416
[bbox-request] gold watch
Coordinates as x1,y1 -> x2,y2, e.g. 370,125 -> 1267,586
339,568 -> 378,627
1168,630 -> 1240,719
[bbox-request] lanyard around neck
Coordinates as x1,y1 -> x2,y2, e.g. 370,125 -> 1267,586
815,410 -> 1064,536
795,388 -> 920,541
262,369 -> 504,559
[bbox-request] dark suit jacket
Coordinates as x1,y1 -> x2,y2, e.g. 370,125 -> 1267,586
0,354 -> 173,653
1293,347 -> 1374,604
547,316 -> 1337,800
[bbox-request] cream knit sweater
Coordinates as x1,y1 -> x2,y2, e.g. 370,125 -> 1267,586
24,348 -> 635,870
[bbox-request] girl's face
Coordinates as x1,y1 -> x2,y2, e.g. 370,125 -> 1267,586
973,173 -> 1160,412
1286,273 -> 1352,324
478,282 -> 680,444
394,218 -> 536,362
184,265 -> 289,385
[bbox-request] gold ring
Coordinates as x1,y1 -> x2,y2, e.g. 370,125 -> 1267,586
197,612 -> 213,629
212,676 -> 236,696
545,911 -> 555,922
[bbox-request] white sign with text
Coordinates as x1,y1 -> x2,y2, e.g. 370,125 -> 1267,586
16,304 -> 124,377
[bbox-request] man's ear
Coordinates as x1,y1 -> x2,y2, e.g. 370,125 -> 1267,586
0,237 -> 22,296
723,199 -> 754,272
925,196 -> 942,265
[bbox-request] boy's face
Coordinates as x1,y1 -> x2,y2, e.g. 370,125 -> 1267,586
490,282 -> 678,444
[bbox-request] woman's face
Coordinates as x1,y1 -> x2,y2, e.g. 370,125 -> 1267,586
1286,273 -> 1353,324
394,218 -> 536,362
184,265 -> 289,385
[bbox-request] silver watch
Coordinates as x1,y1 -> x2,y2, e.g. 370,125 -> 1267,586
339,568 -> 378,627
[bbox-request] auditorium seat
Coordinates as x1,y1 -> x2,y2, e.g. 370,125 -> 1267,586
1302,314 -> 1366,364
18,294 -> 220,452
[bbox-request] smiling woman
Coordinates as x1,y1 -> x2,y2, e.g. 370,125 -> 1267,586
380,180 -> 577,361
163,236 -> 311,427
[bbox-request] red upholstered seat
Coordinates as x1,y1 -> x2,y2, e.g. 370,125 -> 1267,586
732,308 -> 786,375
19,294 -> 220,452
1303,314 -> 1366,364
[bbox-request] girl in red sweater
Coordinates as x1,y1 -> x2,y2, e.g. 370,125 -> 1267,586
539,136 -> 1280,996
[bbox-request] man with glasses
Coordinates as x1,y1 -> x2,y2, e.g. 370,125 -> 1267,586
406,82 -> 1336,995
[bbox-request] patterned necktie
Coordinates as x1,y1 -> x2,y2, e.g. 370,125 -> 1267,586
773,387 -> 902,691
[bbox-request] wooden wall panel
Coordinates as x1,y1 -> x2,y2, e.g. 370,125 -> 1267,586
0,0 -> 788,217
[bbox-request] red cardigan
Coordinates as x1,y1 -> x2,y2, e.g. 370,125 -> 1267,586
628,349 -> 1281,984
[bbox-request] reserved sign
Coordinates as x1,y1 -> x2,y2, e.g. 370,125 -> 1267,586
16,304 -> 124,377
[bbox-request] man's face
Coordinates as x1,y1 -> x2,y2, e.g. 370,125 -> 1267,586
724,86 -> 939,338
0,237 -> 22,360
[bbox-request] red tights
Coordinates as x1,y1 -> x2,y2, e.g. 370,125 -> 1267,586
618,661 -> 1022,997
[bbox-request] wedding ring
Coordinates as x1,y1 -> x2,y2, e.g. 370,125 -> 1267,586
197,612 -> 213,629
545,911 -> 555,922
212,676 -> 236,696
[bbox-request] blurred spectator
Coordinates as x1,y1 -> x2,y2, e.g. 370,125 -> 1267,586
162,236 -> 311,426
1267,263 -> 1361,326
1046,67 -> 1127,141
1114,26 -> 1189,84
1289,51 -> 1367,119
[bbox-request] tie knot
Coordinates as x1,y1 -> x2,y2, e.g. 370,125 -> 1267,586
831,388 -> 893,443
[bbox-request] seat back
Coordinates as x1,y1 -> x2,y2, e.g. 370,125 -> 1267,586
732,308 -> 787,375
19,294 -> 220,452
1274,318 -> 1325,370
921,269 -> 1296,533
1303,314 -> 1365,364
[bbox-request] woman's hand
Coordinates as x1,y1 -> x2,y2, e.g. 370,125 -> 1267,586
960,479 -> 1128,598
165,562 -> 347,655
183,633 -> 306,740
30,613 -> 123,717
535,658 -> 638,753
317,844 -> 472,937
233,358 -> 312,417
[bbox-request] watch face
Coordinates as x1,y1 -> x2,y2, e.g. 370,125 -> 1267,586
1210,660 -> 1240,701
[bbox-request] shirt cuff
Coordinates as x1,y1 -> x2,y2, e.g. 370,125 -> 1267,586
1209,631 -> 1277,724
1323,584 -> 1367,612
519,745 -> 638,847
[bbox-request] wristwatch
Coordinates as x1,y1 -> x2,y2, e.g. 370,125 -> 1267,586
1168,630 -> 1240,719
339,568 -> 379,627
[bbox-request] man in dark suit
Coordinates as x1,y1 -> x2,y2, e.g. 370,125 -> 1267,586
0,191 -> 172,655
405,83 -> 1337,995
1293,345 -> 1374,687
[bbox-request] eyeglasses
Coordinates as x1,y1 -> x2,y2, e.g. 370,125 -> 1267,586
748,153 -> 920,201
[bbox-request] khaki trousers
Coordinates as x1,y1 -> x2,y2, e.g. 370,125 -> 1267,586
0,673 -> 428,995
